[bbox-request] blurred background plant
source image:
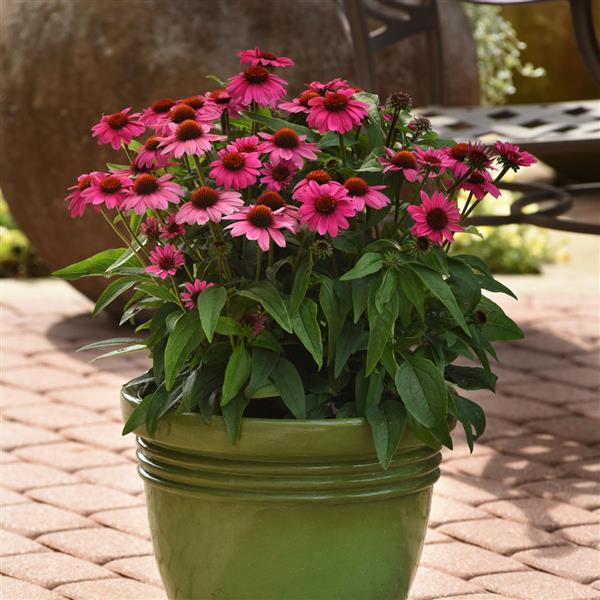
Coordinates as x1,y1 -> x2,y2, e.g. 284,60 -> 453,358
451,191 -> 567,274
464,4 -> 545,105
0,192 -> 48,278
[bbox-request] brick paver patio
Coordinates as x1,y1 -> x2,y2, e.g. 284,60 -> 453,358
1,280 -> 599,600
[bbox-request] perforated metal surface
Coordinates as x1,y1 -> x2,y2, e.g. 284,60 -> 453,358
415,101 -> 600,154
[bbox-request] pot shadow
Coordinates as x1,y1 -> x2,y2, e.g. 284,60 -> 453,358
44,312 -> 151,379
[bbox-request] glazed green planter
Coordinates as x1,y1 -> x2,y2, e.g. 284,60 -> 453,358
121,389 -> 441,600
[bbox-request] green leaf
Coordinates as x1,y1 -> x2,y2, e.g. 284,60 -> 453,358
365,368 -> 385,409
290,258 -> 312,314
375,269 -> 397,313
449,391 -> 486,452
251,330 -> 282,353
89,344 -> 147,362
366,291 -> 399,375
366,400 -> 407,469
319,278 -> 341,363
335,323 -> 367,377
221,345 -> 252,406
478,297 -> 524,341
239,282 -> 293,333
215,316 -> 242,336
145,387 -> 170,435
222,393 -> 249,444
197,286 -> 228,342
137,283 -> 179,303
92,278 -> 137,317
352,278 -> 370,323
122,393 -> 154,435
270,357 -> 306,419
164,312 -> 204,390
355,91 -> 385,147
246,382 -> 279,399
53,248 -> 129,280
395,355 -> 451,447
248,348 -> 278,393
340,252 -> 383,281
291,298 -> 323,369
409,265 -> 470,335
398,267 -> 425,320
78,337 -> 143,352
445,365 -> 497,391
448,259 -> 482,314
453,255 -> 517,299
241,111 -> 312,137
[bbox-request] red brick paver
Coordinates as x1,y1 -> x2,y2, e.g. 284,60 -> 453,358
1,281 -> 599,599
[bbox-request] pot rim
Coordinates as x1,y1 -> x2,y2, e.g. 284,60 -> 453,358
121,386 -> 431,460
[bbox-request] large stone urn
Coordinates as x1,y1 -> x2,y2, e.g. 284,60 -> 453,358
0,0 -> 478,305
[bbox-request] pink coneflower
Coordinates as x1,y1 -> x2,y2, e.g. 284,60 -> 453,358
231,135 -> 260,154
159,214 -> 186,240
414,147 -> 453,178
227,66 -> 287,108
209,149 -> 261,189
140,216 -> 160,242
159,121 -> 225,158
278,90 -> 320,114
81,172 -> 132,210
91,108 -> 145,151
139,98 -> 176,127
307,89 -> 367,134
145,244 -> 185,280
295,181 -> 356,237
136,135 -> 169,169
178,95 -> 221,124
380,148 -> 420,182
242,310 -> 269,336
256,190 -> 298,219
407,191 -> 462,245
258,128 -> 318,168
460,170 -> 501,201
207,88 -> 245,116
121,173 -> 184,215
307,78 -> 350,94
180,279 -> 214,310
237,48 -> 294,68
224,205 -> 296,251
175,186 -> 244,225
65,172 -> 97,218
260,160 -> 297,191
293,169 -> 332,194
442,143 -> 469,177
155,102 -> 219,135
343,177 -> 389,211
495,141 -> 537,170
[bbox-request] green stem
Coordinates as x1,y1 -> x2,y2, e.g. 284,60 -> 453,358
267,242 -> 274,268
170,276 -> 185,310
255,245 -> 262,281
338,133 -> 347,165
116,207 -> 150,259
251,101 -> 258,135
192,155 -> 206,185
393,176 -> 405,225
385,108 -> 399,147
121,143 -> 133,164
99,208 -> 142,262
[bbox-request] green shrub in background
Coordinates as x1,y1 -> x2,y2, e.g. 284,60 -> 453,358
450,192 -> 564,274
0,194 -> 49,278
464,4 -> 545,105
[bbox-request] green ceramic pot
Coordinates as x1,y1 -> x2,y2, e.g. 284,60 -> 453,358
121,388 -> 441,600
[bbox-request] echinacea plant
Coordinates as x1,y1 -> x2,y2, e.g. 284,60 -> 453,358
56,48 -> 536,468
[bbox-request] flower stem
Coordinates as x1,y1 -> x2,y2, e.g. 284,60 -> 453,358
255,245 -> 262,281
192,155 -> 206,185
116,207 -> 150,259
385,108 -> 399,147
121,143 -> 133,164
99,208 -> 145,266
338,133 -> 347,165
